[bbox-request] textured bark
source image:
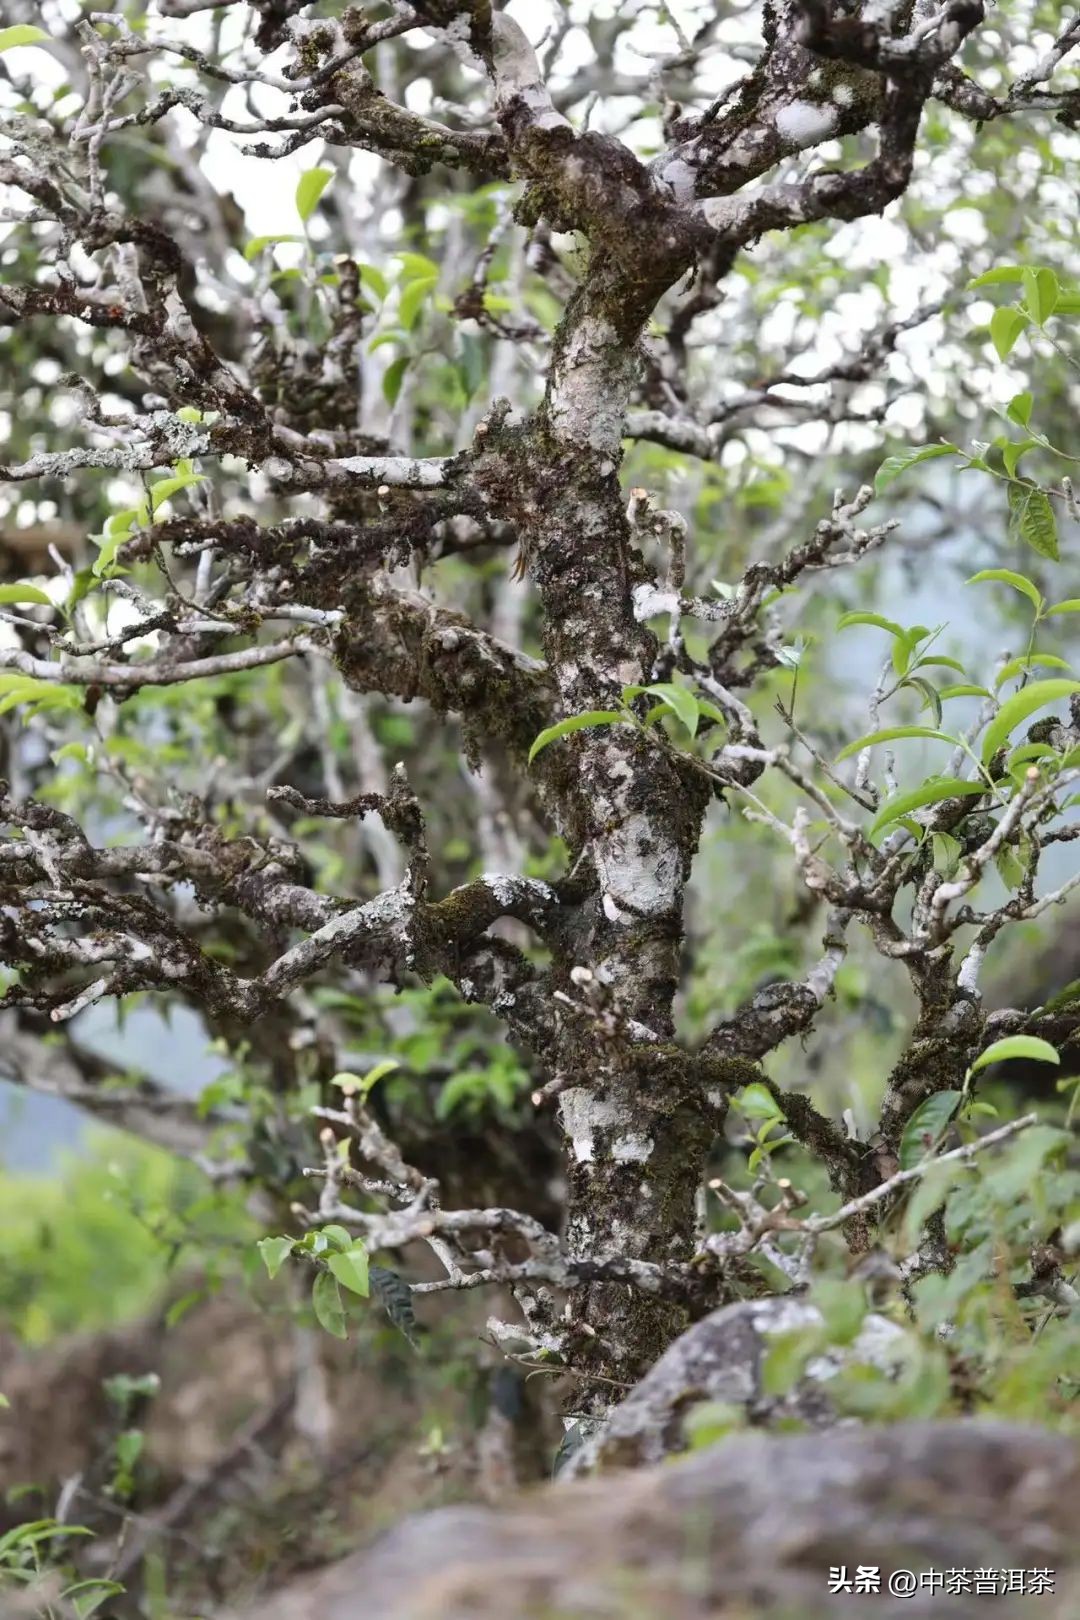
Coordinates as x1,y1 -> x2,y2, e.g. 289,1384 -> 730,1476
489,258 -> 714,1389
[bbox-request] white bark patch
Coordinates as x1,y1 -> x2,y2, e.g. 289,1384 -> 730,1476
602,891 -> 633,925
547,313 -> 634,455
490,16 -> 570,134
753,1298 -> 821,1338
596,811 -> 680,918
612,1134 -> 654,1163
698,195 -> 747,231
632,582 -> 680,621
774,100 -> 839,149
559,1089 -> 624,1164
655,155 -> 698,203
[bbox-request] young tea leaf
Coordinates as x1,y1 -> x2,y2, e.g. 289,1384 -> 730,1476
328,1244 -> 370,1297
899,1091 -> 962,1169
968,1035 -> 1059,1076
312,1271 -> 348,1338
1022,265 -> 1058,326
0,25 -> 48,50
994,653 -> 1071,688
989,306 -> 1029,360
257,1235 -> 295,1279
643,682 -> 699,737
966,569 -> 1043,613
869,778 -> 986,838
836,726 -> 955,763
528,710 -> 624,764
0,583 -> 52,606
399,275 -> 437,330
1007,482 -> 1059,561
244,234 -> 303,261
872,444 -> 957,495
296,166 -> 334,223
981,679 -> 1080,765
382,355 -> 409,407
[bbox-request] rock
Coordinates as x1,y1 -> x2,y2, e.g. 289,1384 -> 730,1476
564,1295 -> 905,1475
228,1420 -> 1080,1620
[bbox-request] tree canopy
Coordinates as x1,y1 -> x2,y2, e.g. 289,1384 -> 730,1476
0,2 -> 1078,1610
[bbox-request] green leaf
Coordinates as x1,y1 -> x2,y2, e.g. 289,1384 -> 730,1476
643,682 -> 699,737
904,676 -> 942,726
1006,392 -> 1033,428
694,698 -> 729,728
995,842 -> 1028,891
0,25 -> 48,50
994,653 -> 1071,688
295,166 -> 334,223
735,1082 -> 784,1122
1041,978 -> 1080,1013
396,251 -> 440,282
149,464 -> 205,515
244,233 -> 303,261
1046,599 -> 1080,617
114,1429 -> 143,1472
457,331 -> 486,404
360,1057 -> 398,1096
358,263 -> 388,301
981,679 -> 1080,764
1007,482 -> 1058,560
967,266 -> 1025,288
1002,438 -> 1039,480
319,1224 -> 352,1251
835,726 -> 955,763
1006,743 -> 1058,769
399,275 -> 437,330
902,1161 -> 964,1246
66,1580 -> 125,1620
0,583 -> 52,606
682,1401 -> 744,1450
382,355 -> 409,407
257,1235 -> 295,1279
968,1035 -> 1059,1076
761,1330 -> 823,1397
92,531 -> 127,578
108,505 -> 145,535
872,444 -> 957,495
931,832 -> 963,878
836,610 -> 907,639
328,1244 -> 370,1297
913,655 -> 966,675
869,777 -> 986,838
966,568 -> 1043,613
0,675 -> 82,716
312,1271 -> 348,1338
811,1278 -> 866,1346
1022,266 -> 1058,326
989,306 -> 1029,360
900,1091 -> 962,1169
528,710 -> 624,764
938,684 -> 992,700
